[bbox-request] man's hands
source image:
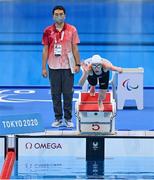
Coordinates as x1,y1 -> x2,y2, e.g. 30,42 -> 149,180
74,65 -> 80,73
42,69 -> 48,78
118,67 -> 123,73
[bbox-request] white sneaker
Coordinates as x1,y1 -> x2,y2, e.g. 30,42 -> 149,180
51,120 -> 63,127
65,120 -> 74,128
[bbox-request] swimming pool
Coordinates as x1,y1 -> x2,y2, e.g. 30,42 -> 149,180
10,157 -> 154,179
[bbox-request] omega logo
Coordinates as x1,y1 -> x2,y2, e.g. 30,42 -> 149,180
25,142 -> 62,149
25,142 -> 32,149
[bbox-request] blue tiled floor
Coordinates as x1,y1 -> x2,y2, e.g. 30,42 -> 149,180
0,87 -> 154,131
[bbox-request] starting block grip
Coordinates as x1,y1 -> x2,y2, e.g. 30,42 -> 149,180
80,92 -> 111,104
79,103 -> 113,112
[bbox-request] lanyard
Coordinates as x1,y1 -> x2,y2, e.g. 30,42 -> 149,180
54,31 -> 65,44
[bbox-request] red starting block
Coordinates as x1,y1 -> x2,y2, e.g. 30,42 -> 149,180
80,92 -> 111,104
76,92 -> 116,134
79,92 -> 113,112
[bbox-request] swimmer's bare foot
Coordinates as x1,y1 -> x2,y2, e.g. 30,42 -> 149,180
98,99 -> 104,111
89,86 -> 95,96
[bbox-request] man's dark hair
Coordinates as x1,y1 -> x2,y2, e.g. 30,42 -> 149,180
52,5 -> 66,15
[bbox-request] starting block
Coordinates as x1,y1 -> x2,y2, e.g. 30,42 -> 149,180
76,92 -> 116,135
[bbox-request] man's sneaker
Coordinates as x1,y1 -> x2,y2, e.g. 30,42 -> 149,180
51,120 -> 63,127
65,119 -> 74,128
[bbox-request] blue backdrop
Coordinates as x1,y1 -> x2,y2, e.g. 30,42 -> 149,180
0,0 -> 154,87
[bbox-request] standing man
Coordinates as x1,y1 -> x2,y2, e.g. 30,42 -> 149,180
42,5 -> 80,128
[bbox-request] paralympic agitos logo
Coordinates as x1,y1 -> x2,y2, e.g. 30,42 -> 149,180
122,79 -> 139,91
25,142 -> 62,149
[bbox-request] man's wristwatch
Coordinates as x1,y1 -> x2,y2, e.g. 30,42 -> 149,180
76,64 -> 81,67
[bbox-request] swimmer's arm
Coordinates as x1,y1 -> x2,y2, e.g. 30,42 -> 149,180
79,62 -> 92,86
102,61 -> 123,73
78,70 -> 88,86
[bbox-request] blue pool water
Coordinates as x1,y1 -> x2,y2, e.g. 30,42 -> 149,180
11,157 -> 154,179
12,157 -> 86,179
105,157 -> 154,179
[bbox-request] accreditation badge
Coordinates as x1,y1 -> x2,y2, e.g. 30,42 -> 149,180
54,44 -> 62,56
